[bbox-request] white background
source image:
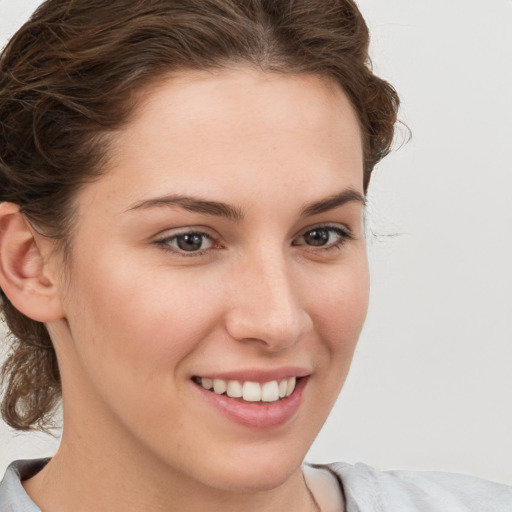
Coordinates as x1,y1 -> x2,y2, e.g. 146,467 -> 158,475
1,0 -> 511,484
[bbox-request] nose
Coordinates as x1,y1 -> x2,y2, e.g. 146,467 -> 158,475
224,249 -> 312,351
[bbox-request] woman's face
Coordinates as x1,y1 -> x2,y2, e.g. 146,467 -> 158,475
50,68 -> 369,492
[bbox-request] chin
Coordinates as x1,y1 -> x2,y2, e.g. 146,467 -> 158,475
210,457 -> 304,493
173,441 -> 309,494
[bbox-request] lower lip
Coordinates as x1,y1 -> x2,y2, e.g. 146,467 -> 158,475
193,377 -> 308,429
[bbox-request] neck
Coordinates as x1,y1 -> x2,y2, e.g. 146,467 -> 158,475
24,326 -> 319,512
23,421 -> 317,512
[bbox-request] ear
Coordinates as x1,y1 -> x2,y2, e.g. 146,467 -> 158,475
0,202 -> 65,322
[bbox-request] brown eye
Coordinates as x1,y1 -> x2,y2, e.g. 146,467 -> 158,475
161,231 -> 214,253
295,226 -> 351,249
302,228 -> 330,246
176,233 -> 205,251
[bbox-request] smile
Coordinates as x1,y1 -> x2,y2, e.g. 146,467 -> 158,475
193,376 -> 297,402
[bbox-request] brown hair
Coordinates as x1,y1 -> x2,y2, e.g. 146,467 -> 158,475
0,0 -> 399,431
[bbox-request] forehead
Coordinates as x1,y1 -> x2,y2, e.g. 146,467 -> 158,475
83,67 -> 364,213
136,67 -> 360,142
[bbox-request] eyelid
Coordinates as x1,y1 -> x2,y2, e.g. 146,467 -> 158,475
295,223 -> 353,239
293,224 -> 354,249
153,226 -> 222,257
152,224 -> 216,239
151,223 -> 353,258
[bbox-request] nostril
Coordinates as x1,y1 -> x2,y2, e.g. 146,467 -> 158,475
223,272 -> 311,349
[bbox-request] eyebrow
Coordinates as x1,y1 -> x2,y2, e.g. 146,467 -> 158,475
299,189 -> 366,217
126,188 -> 365,221
126,194 -> 244,221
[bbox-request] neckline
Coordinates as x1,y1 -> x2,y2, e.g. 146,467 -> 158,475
302,463 -> 345,512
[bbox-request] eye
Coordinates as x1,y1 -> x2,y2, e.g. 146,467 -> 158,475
157,231 -> 215,254
294,226 -> 351,249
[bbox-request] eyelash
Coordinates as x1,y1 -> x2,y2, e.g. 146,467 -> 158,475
155,230 -> 217,258
293,225 -> 353,252
154,225 -> 353,258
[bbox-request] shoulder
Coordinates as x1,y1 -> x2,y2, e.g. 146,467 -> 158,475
0,459 -> 47,512
322,461 -> 512,512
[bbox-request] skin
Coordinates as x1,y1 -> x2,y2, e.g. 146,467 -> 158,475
13,67 -> 369,511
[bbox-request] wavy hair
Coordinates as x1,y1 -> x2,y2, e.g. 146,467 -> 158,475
0,0 -> 399,430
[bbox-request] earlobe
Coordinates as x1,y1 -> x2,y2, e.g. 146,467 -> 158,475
0,202 -> 65,322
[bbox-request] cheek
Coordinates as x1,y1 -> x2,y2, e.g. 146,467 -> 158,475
63,249 -> 224,390
307,256 -> 369,347
290,257 -> 369,432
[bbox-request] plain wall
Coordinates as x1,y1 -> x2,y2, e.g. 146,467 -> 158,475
1,0 -> 511,483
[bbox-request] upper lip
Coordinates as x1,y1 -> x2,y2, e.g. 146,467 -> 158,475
192,366 -> 311,383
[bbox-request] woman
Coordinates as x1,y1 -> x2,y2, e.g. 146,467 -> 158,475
0,0 -> 510,510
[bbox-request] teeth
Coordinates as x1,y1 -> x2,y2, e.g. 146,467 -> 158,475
261,381 -> 279,402
286,377 -> 296,397
226,380 -> 243,398
243,381 -> 261,401
278,379 -> 288,398
201,378 -> 213,390
213,379 -> 227,394
198,377 -> 298,402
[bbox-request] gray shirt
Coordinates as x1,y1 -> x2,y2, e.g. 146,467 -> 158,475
1,459 -> 511,511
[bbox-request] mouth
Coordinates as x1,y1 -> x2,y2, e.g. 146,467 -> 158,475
192,376 -> 298,403
191,369 -> 309,428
